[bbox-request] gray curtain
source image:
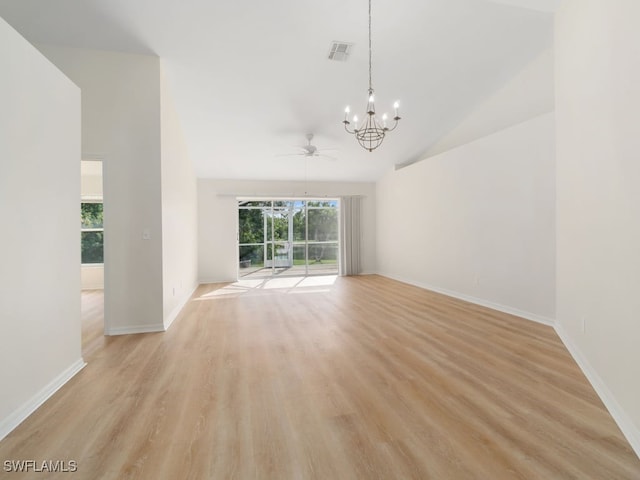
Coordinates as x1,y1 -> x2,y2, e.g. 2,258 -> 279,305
339,196 -> 362,276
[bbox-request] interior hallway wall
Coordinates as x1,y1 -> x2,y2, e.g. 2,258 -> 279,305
0,17 -> 83,439
555,0 -> 640,454
160,65 -> 199,329
38,45 -> 165,334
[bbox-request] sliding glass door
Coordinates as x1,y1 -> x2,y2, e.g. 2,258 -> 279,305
238,199 -> 339,277
305,202 -> 339,274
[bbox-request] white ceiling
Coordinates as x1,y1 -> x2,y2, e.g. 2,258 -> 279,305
0,0 -> 557,182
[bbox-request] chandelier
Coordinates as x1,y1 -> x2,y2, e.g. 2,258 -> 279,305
343,0 -> 400,152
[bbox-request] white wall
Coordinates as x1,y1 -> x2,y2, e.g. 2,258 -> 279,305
160,65 -> 198,328
80,170 -> 102,198
0,17 -> 83,439
198,179 -> 376,283
555,0 -> 640,453
423,47 -> 554,159
81,266 -> 104,290
38,46 -> 165,334
377,113 -> 556,323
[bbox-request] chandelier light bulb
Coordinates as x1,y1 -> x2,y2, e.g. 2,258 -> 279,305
369,94 -> 375,103
353,115 -> 359,126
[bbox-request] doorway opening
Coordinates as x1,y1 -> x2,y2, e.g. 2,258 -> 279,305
238,199 -> 339,278
80,158 -> 105,358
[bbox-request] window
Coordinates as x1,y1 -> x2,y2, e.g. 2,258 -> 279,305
81,202 -> 103,264
238,199 -> 339,277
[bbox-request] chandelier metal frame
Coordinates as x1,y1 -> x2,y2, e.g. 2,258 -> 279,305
343,0 -> 400,152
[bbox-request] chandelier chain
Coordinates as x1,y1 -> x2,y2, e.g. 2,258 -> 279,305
368,0 -> 372,92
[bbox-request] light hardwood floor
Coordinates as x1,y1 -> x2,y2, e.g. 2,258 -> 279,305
1,275 -> 638,479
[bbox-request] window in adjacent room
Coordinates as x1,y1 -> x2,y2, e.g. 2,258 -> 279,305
81,202 -> 104,264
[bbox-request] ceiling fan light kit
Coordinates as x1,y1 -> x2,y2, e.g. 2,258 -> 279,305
343,0 -> 401,152
302,133 -> 318,156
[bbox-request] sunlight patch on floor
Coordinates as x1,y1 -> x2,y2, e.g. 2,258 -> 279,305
195,275 -> 338,300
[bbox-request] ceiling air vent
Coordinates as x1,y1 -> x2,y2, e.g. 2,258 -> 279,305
328,42 -> 353,61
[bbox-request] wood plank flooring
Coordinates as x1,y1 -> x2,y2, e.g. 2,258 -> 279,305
0,275 -> 638,479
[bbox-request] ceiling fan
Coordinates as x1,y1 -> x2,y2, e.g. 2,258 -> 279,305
277,133 -> 337,160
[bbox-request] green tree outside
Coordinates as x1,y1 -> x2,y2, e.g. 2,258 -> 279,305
81,203 -> 104,264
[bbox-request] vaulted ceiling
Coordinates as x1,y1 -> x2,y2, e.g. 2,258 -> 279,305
0,0 -> 559,181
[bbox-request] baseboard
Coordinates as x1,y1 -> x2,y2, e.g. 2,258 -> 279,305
198,277 -> 236,285
105,324 -> 166,336
0,358 -> 86,441
380,273 -> 555,327
555,324 -> 640,458
164,284 -> 198,331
